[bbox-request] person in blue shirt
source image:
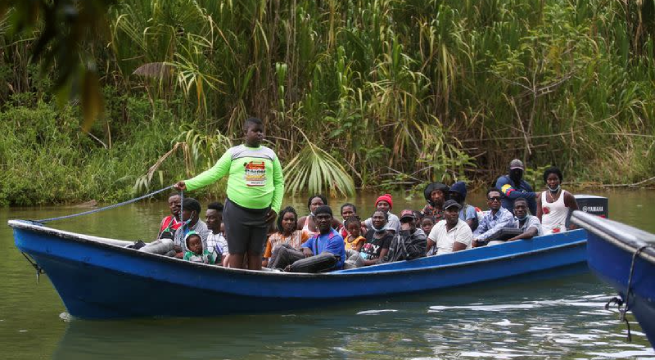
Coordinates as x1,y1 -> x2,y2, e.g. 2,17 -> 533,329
301,205 -> 346,270
473,188 -> 515,247
495,159 -> 537,215
269,205 -> 346,271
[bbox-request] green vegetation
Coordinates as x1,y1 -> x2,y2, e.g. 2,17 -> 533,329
0,97 -> 187,205
1,0 -> 654,205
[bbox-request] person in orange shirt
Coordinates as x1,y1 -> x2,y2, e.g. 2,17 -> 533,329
264,206 -> 309,268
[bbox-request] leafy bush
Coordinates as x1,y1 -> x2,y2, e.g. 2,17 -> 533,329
0,97 -> 191,205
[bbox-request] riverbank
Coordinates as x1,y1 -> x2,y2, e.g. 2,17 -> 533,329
2,1 -> 655,205
1,98 -> 654,206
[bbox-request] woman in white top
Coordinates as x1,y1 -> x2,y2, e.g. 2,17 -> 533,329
296,194 -> 341,237
536,167 -> 578,234
296,194 -> 326,237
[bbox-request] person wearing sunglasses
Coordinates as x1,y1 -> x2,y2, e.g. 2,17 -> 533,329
472,188 -> 515,247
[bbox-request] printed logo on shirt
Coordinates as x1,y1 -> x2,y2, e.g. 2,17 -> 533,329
501,184 -> 514,195
361,243 -> 380,260
244,161 -> 266,186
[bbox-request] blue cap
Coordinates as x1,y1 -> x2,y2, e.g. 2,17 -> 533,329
449,181 -> 467,200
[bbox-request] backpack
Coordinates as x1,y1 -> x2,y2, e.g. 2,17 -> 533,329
385,230 -> 427,262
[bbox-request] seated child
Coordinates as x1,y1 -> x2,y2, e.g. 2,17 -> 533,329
420,217 -> 435,237
344,216 -> 366,252
183,231 -> 217,264
338,203 -> 355,238
342,216 -> 367,269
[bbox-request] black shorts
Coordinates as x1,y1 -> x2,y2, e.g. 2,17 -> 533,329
223,198 -> 269,255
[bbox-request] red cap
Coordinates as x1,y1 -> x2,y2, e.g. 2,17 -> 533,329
375,194 -> 393,209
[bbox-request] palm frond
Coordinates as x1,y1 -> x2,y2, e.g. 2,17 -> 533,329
283,129 -> 355,197
132,62 -> 174,78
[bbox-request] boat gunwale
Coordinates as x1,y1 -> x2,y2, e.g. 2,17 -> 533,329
9,219 -> 586,278
571,210 -> 655,264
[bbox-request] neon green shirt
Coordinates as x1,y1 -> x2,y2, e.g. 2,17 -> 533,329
184,144 -> 284,213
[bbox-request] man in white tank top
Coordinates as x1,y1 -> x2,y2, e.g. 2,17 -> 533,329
536,167 -> 579,234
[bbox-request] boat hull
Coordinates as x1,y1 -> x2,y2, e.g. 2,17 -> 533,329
572,211 -> 655,347
10,220 -> 588,319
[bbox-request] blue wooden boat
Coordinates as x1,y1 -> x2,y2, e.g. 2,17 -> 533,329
572,211 -> 655,347
9,219 -> 588,319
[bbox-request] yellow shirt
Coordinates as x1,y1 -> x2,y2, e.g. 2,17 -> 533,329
344,235 -> 366,251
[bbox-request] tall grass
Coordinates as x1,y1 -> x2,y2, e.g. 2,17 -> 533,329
1,0 -> 654,204
0,96 -> 190,205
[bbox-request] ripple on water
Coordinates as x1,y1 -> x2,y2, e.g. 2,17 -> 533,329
419,293 -> 655,359
586,349 -> 655,358
428,298 -> 611,314
356,309 -> 399,315
59,312 -> 73,322
492,319 -> 523,327
458,350 -> 537,358
580,310 -> 615,316
429,303 -> 538,312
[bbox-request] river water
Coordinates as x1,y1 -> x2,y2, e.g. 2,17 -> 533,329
1,190 -> 654,359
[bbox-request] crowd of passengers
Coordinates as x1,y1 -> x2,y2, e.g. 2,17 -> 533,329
142,158 -> 579,273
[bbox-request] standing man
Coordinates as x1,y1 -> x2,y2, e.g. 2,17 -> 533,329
495,159 -> 537,215
426,200 -> 473,255
472,188 -> 516,247
174,117 -> 284,270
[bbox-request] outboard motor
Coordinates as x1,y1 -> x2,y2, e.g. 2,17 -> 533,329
574,194 -> 609,218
